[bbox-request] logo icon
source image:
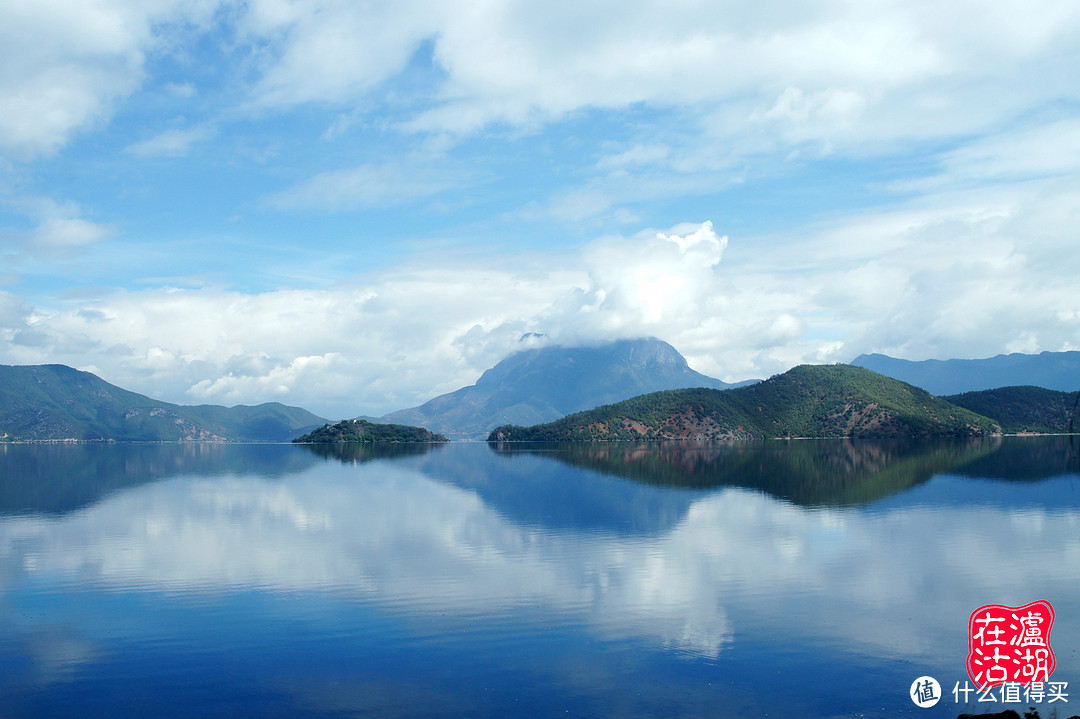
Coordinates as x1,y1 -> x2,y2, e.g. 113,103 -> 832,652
911,676 -> 941,708
967,600 -> 1055,688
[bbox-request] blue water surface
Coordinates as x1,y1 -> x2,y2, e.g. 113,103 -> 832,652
1,437 -> 1077,718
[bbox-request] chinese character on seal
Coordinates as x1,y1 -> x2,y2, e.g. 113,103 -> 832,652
967,600 -> 1055,689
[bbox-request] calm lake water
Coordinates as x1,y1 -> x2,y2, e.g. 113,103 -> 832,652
1,438 -> 1078,718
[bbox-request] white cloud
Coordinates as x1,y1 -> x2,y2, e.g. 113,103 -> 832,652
0,0 -> 1075,429
240,0 -> 440,107
0,222 -> 739,415
234,0 -> 1080,162
3,188 -> 1080,415
266,160 -> 468,211
2,0 -> 1077,167
793,184 -> 1080,363
595,144 -> 670,170
1,197 -> 115,261
938,118 -> 1080,182
0,291 -> 32,337
187,353 -> 347,406
754,86 -> 868,151
569,221 -> 728,331
32,216 -> 114,250
0,0 -> 216,159
126,125 -> 215,157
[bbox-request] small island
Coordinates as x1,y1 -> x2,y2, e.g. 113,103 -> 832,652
293,418 -> 449,443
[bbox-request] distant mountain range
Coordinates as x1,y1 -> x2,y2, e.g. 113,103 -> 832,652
5,344 -> 1079,443
852,351 -> 1080,395
379,337 -> 749,440
0,364 -> 327,442
488,364 -> 1004,441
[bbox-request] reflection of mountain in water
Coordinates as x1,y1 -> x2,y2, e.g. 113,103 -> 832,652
0,442 -> 450,516
0,443 -> 320,515
297,442 -> 446,464
5,436 -> 1075,529
415,444 -> 699,536
308,438 -> 1074,536
401,438 -> 1002,537
949,435 -> 1080,481
489,438 -> 1003,506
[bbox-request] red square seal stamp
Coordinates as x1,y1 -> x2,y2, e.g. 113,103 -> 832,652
967,600 -> 1055,689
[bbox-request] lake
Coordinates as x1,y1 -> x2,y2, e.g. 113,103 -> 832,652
1,438 -> 1078,718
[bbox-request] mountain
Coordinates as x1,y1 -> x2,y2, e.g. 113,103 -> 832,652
944,386 -> 1078,434
488,364 -> 1000,441
0,364 -> 328,442
293,419 -> 448,443
851,350 -> 1080,396
379,337 -> 749,440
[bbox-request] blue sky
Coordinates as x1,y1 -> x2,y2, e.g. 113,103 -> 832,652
2,0 -> 1079,418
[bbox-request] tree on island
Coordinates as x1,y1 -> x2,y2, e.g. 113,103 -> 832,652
293,419 -> 448,443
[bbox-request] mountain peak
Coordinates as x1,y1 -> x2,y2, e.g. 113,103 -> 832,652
381,338 -> 733,439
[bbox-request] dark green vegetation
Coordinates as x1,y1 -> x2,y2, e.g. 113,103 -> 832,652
380,337 -> 749,440
853,350 -> 1080,395
488,364 -> 1001,441
0,364 -> 327,442
946,386 -> 1079,434
292,419 -> 448,443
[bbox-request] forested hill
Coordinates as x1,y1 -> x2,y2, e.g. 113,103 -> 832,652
488,364 -> 1001,441
293,419 -> 448,443
0,364 -> 326,442
944,386 -> 1078,434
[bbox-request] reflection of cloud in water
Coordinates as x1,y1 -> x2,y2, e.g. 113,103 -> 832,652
1,463 -> 1078,663
14,626 -> 101,686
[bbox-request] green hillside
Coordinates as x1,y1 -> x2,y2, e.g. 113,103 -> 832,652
0,364 -> 327,442
293,419 -> 448,443
944,386 -> 1079,434
488,364 -> 1000,441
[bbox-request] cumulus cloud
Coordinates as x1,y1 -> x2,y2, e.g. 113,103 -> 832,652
3,196 -> 1080,417
566,221 -> 728,332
